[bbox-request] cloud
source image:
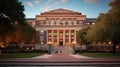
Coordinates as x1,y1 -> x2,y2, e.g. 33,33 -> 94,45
26,2 -> 33,7
42,0 -> 68,12
34,0 -> 40,4
84,0 -> 99,4
54,1 -> 60,5
61,0 -> 68,3
44,6 -> 51,11
26,0 -> 41,7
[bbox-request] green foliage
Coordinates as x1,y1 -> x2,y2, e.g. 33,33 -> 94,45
77,27 -> 89,45
0,0 -> 25,23
0,53 -> 43,58
0,0 -> 35,44
86,0 -> 120,54
12,22 -> 36,44
78,52 -> 120,58
86,0 -> 120,42
0,0 -> 25,42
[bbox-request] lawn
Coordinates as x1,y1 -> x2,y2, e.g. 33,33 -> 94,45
0,52 -> 45,58
77,52 -> 120,58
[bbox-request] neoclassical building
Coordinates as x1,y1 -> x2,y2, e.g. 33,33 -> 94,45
26,8 -> 95,49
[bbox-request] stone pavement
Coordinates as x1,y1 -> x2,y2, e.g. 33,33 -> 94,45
46,54 -> 78,60
32,54 -> 92,60
71,54 -> 93,59
33,54 -> 52,59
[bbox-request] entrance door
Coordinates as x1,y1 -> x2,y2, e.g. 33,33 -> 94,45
59,42 -> 63,46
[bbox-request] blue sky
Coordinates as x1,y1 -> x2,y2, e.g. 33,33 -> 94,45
19,0 -> 112,18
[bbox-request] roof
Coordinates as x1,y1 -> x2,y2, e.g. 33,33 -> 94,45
25,18 -> 35,20
41,8 -> 82,15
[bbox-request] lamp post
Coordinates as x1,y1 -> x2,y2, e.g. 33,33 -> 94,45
72,41 -> 76,55
48,41 -> 52,54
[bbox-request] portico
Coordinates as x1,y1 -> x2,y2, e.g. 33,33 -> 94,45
47,29 -> 76,46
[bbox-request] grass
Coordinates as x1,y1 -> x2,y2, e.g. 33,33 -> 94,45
77,52 -> 120,58
0,52 -> 46,58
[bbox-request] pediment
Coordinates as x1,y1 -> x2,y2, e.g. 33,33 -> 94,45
44,8 -> 80,14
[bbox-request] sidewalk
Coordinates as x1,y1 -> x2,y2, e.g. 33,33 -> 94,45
33,54 -> 52,59
71,54 -> 93,59
46,54 -> 78,60
32,54 -> 92,59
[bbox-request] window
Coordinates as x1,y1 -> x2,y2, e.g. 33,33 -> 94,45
49,22 -> 51,25
48,33 -> 52,36
60,33 -> 63,36
65,32 -> 69,36
54,22 -> 56,25
71,32 -> 74,35
60,22 -> 63,25
54,32 -> 57,36
65,22 -> 68,25
40,41 -> 44,44
71,22 -> 74,25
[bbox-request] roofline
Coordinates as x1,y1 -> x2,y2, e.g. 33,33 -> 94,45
26,18 -> 35,20
25,18 -> 96,20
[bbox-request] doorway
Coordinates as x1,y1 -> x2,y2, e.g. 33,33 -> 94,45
59,42 -> 63,46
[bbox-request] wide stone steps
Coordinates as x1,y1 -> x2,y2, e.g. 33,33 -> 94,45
0,59 -> 120,66
51,46 -> 73,54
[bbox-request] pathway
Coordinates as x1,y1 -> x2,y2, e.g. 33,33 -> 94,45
71,54 -> 93,59
33,54 -> 52,59
46,54 -> 78,60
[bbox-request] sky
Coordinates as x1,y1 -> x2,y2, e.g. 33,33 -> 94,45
19,0 -> 113,18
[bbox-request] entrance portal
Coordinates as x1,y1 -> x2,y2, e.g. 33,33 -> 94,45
59,42 -> 63,46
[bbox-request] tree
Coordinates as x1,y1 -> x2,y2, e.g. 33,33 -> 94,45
77,27 -> 90,49
4,23 -> 36,53
86,0 -> 120,54
0,0 -> 25,43
15,23 -> 36,44
8,22 -> 36,44
77,27 -> 89,45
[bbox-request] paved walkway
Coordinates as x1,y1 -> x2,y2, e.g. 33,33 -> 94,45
71,54 -> 93,59
46,54 -> 78,60
33,54 -> 52,59
33,54 -> 92,60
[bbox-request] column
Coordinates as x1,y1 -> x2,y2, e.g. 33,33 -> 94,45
57,30 -> 59,46
74,30 -> 76,44
47,30 -> 48,43
74,20 -> 76,25
63,30 -> 65,46
52,30 -> 54,45
69,30 -> 71,46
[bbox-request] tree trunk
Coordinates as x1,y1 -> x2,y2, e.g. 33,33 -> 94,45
113,41 -> 116,54
0,50 -> 1,55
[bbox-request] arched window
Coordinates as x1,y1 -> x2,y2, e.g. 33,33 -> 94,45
65,22 -> 68,25
54,22 -> 56,25
49,22 -> 51,25
71,21 -> 74,25
60,21 -> 63,25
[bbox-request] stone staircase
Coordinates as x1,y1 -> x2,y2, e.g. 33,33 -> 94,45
51,46 -> 73,54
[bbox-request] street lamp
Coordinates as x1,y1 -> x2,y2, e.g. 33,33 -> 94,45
72,41 -> 76,55
48,41 -> 52,54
